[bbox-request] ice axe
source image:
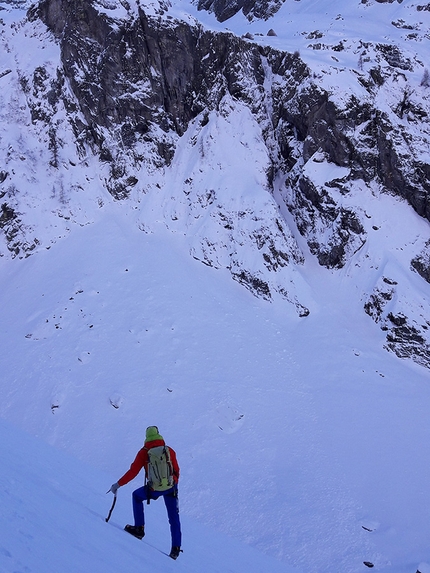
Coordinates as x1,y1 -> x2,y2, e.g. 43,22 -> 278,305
105,491 -> 117,523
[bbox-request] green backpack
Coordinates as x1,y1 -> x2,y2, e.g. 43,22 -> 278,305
146,445 -> 174,491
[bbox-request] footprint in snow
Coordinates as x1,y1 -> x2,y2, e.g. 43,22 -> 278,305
78,351 -> 92,364
109,394 -> 123,409
215,403 -> 245,434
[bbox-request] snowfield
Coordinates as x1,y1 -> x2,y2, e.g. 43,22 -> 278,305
1,204 -> 430,573
1,0 -> 430,571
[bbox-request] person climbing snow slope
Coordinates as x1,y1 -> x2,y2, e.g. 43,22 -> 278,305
109,426 -> 182,560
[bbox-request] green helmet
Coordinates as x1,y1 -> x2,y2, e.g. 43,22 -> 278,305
145,426 -> 163,443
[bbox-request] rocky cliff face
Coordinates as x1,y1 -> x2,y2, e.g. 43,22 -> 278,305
34,0 -> 310,177
196,0 -> 285,22
28,0 -> 315,312
1,0 -> 430,366
35,0 -> 430,225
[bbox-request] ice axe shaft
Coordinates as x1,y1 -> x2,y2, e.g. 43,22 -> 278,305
105,492 -> 117,523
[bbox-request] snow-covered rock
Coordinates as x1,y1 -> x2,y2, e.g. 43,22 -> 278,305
1,0 -> 430,359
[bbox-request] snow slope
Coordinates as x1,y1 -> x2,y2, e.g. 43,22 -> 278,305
0,416 -> 298,573
1,0 -> 430,571
1,203 -> 430,573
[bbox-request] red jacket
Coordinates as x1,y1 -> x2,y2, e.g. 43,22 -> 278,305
118,439 -> 180,487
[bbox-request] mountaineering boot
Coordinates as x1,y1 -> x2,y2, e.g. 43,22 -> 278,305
169,546 -> 182,560
124,524 -> 145,539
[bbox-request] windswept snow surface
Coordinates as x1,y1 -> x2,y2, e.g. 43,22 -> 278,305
1,204 -> 430,573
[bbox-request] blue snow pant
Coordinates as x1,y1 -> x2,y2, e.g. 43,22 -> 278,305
132,485 -> 181,548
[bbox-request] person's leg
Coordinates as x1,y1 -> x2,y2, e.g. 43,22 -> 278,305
132,485 -> 149,526
163,488 -> 182,548
124,486 -> 150,539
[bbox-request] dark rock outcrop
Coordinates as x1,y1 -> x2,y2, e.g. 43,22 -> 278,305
0,201 -> 39,258
411,241 -> 430,283
288,171 -> 366,268
364,276 -> 430,368
196,0 -> 285,22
